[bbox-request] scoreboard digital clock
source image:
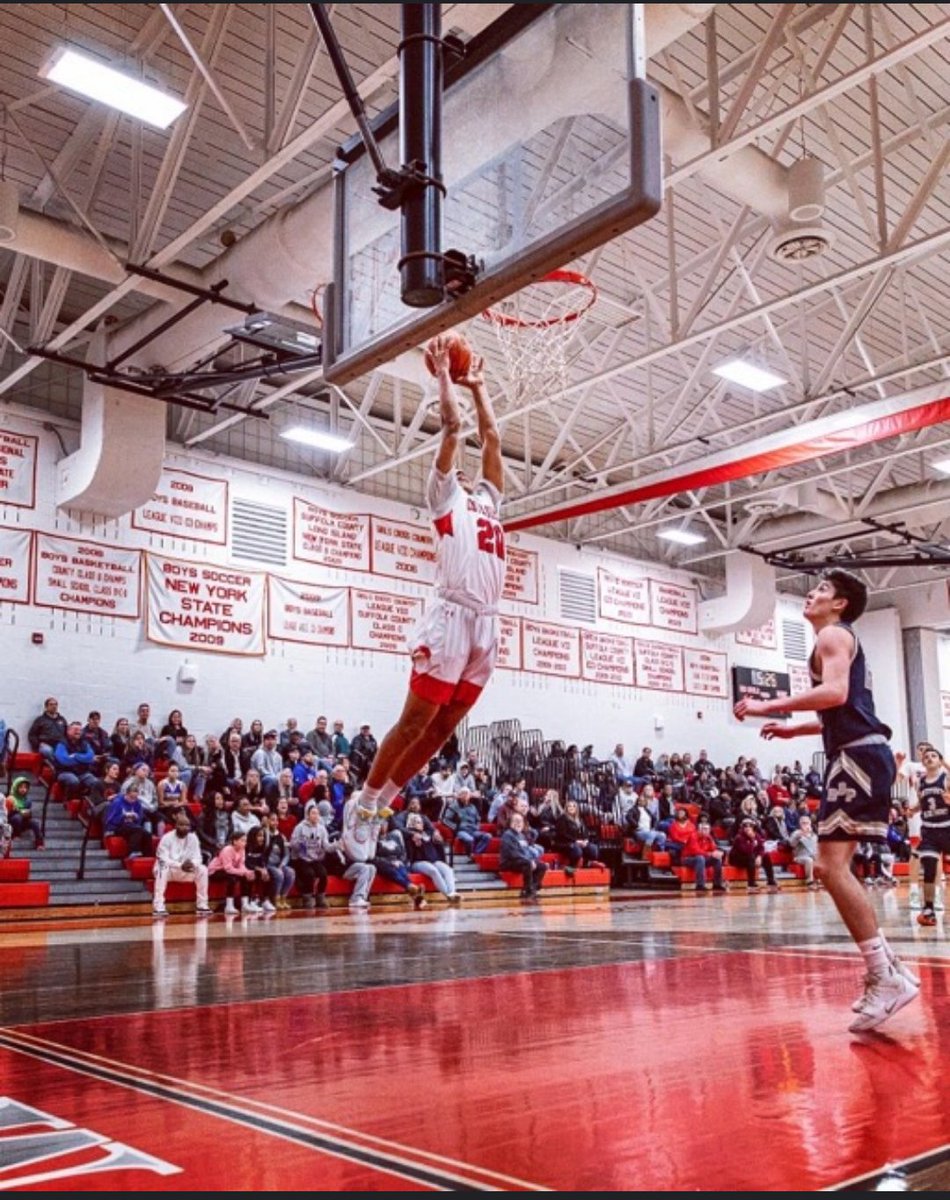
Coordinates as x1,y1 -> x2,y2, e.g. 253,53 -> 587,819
731,665 -> 792,712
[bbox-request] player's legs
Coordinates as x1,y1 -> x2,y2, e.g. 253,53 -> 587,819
387,696 -> 473,790
363,689 -> 444,794
816,839 -> 878,943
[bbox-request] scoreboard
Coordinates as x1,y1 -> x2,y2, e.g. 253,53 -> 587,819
732,665 -> 791,715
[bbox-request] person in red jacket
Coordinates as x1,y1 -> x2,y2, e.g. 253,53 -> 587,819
665,806 -> 697,866
729,817 -> 779,892
681,815 -> 727,893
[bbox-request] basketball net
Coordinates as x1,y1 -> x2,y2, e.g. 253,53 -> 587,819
480,269 -> 597,403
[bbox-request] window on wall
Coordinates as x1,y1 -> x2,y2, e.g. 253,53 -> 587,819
783,618 -> 809,660
559,569 -> 596,624
230,497 -> 287,566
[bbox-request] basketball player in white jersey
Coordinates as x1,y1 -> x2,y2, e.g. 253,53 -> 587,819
356,334 -> 505,820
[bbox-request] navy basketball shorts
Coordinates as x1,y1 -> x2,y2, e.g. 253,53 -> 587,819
818,743 -> 895,844
915,827 -> 950,862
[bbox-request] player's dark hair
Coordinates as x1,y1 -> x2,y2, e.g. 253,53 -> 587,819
820,568 -> 867,623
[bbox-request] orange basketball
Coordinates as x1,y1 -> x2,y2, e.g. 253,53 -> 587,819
424,330 -> 473,381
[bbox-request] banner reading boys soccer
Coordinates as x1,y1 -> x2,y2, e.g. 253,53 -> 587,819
146,553 -> 266,655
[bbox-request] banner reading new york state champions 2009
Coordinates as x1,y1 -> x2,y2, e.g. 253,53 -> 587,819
146,553 -> 266,656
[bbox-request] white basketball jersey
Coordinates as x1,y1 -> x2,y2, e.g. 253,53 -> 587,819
426,467 -> 506,609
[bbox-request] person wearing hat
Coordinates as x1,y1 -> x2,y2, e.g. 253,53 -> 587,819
349,724 -> 378,784
728,816 -> 778,893
251,729 -> 284,803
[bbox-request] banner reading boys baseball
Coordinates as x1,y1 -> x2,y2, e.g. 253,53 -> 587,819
350,588 -> 424,655
267,576 -> 349,647
0,428 -> 38,508
0,527 -> 31,603
34,534 -> 141,618
146,553 -> 266,655
132,468 -> 228,544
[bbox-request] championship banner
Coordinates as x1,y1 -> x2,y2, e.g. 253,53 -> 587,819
267,576 -> 349,647
789,663 -> 812,696
684,648 -> 728,698
581,629 -> 634,686
370,515 -> 437,585
735,617 -> 777,649
0,527 -> 31,604
503,546 -> 539,605
496,614 -> 522,671
351,587 -> 424,655
634,639 -> 684,692
34,534 -> 141,619
649,579 -> 698,634
942,692 -> 950,727
0,428 -> 38,509
147,554 -> 265,655
522,619 -> 581,679
598,567 -> 650,626
293,498 -> 371,571
132,468 -> 228,544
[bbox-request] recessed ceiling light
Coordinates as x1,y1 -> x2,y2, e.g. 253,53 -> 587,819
40,47 -> 187,129
712,358 -> 787,392
280,426 -> 352,453
657,528 -> 706,546
933,457 -> 950,476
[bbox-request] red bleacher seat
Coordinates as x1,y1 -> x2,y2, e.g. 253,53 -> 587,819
105,836 -> 128,858
650,851 -> 672,868
571,866 -> 610,885
126,857 -> 156,880
0,882 -> 50,907
0,859 -> 30,882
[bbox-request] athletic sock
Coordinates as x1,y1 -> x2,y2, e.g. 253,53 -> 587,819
858,931 -> 892,978
379,780 -> 401,807
359,785 -> 382,810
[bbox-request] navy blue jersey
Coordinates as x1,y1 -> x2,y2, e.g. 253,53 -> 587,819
918,770 -> 950,830
808,623 -> 891,757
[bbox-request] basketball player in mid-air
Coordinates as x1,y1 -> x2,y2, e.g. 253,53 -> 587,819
734,568 -> 920,1033
354,333 -> 505,823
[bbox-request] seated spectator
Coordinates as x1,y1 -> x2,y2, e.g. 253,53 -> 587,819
403,768 -> 435,813
633,746 -> 655,780
240,768 -> 269,818
275,794 -> 299,839
121,730 -> 153,777
28,696 -> 68,768
789,813 -> 820,889
274,767 -> 297,810
393,794 -> 444,847
104,782 -> 151,858
251,730 -> 283,803
241,718 -> 265,754
280,728 -> 308,765
221,716 -> 244,745
122,762 -> 160,839
656,781 -> 678,831
853,841 -> 897,887
500,812 -> 547,902
337,794 -> 379,910
159,709 -> 189,758
208,830 -> 260,917
91,758 -> 123,822
608,743 -> 634,783
174,732 -> 207,801
131,702 -> 159,748
326,763 -> 353,826
204,734 -> 227,793
82,710 -> 111,772
197,790 -> 233,864
222,730 -> 250,793
729,817 -> 778,892
151,810 -> 211,919
735,793 -> 763,832
486,781 -> 512,824
54,721 -> 99,802
681,814 -> 727,893
289,801 -> 337,909
612,779 -> 638,828
307,716 -> 335,768
763,805 -> 793,848
279,717 -> 300,753
331,718 -> 351,761
430,762 -> 457,816
625,788 -> 667,854
404,812 -> 459,903
293,748 -> 318,798
5,777 -> 43,850
374,820 -> 426,908
766,771 -> 791,808
666,806 -> 696,865
244,825 -> 274,913
262,810 -> 296,910
231,794 -> 261,838
529,788 -> 562,851
803,766 -> 823,799
110,716 -> 132,762
555,798 -> 600,872
157,762 -> 189,827
886,805 -> 912,863
349,724 -> 378,783
443,788 -> 491,856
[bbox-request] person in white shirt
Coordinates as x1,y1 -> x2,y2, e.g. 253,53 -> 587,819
251,729 -> 284,803
152,810 -> 211,917
231,795 -> 261,837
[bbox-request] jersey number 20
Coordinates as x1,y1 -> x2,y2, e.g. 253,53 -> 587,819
476,517 -> 505,560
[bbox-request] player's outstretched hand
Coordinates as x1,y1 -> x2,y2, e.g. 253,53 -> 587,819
427,334 -> 453,377
760,722 -> 794,740
734,697 -> 768,721
455,353 -> 485,391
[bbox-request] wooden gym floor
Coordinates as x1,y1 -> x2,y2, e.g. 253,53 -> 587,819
0,887 -> 948,1191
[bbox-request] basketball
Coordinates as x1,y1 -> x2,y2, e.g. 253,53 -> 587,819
424,330 -> 473,381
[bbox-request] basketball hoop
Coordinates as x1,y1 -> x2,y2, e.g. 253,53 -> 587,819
480,269 -> 597,401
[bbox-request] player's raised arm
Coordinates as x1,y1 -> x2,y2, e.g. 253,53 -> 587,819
457,354 -> 503,495
430,336 -> 463,477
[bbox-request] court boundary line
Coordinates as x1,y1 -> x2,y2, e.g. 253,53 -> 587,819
824,1141 -> 950,1191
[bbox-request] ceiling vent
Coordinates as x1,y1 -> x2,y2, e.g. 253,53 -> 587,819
744,497 -> 784,517
769,223 -> 834,262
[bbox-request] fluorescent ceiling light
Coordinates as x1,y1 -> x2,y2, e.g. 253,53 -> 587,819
657,527 -> 706,546
40,48 -> 187,129
712,358 -> 787,392
280,426 -> 352,453
933,457 -> 950,476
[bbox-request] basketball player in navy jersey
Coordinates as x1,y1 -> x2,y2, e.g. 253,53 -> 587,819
914,745 -> 950,927
355,334 -> 505,822
734,569 -> 919,1032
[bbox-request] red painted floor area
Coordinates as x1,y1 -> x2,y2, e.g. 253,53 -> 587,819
1,949 -> 948,1191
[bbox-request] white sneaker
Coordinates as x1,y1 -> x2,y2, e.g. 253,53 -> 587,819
223,899 -> 238,917
348,897 -> 371,910
848,968 -> 919,1033
909,884 -> 922,909
852,957 -> 922,1010
242,900 -> 261,916
261,899 -> 277,915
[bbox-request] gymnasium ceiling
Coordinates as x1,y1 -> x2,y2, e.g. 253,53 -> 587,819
0,3 -> 949,611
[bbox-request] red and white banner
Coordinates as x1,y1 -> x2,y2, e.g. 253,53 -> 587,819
522,619 -> 581,678
146,554 -> 265,655
684,648 -> 728,698
735,617 -> 777,649
351,588 -> 424,655
34,534 -> 141,618
132,468 -> 228,544
0,527 -> 31,604
496,614 -> 522,671
267,576 -> 349,647
370,516 -> 437,585
503,546 -> 539,605
293,499 -> 371,571
942,692 -> 950,727
650,579 -> 698,634
789,663 -> 812,696
581,630 -> 634,686
634,639 -> 684,692
598,567 -> 650,626
0,429 -> 37,509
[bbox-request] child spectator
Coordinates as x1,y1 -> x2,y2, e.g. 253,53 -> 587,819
207,830 -> 259,917
5,777 -> 44,850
